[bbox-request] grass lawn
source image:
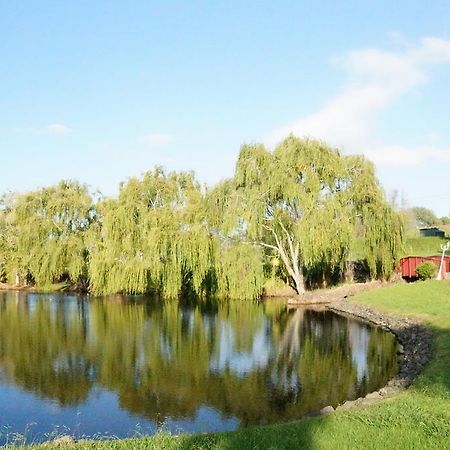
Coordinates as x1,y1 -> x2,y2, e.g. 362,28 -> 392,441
403,236 -> 449,257
351,235 -> 449,259
11,280 -> 450,450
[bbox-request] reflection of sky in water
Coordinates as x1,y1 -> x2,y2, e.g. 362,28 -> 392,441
159,335 -> 173,361
209,322 -> 272,376
348,321 -> 370,382
160,405 -> 238,434
0,385 -> 157,444
0,293 -> 398,444
0,386 -> 237,445
201,314 -> 215,336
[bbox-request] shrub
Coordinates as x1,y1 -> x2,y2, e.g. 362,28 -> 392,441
416,261 -> 437,280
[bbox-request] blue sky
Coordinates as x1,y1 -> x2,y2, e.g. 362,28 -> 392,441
1,1 -> 449,215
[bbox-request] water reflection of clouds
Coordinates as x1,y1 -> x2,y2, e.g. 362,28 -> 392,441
18,293 -> 86,320
348,321 -> 370,382
209,322 -> 272,376
162,405 -> 239,434
0,293 -> 398,443
159,335 -> 173,361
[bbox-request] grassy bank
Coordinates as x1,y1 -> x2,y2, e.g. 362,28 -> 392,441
9,281 -> 450,450
402,236 -> 449,256
350,235 -> 449,259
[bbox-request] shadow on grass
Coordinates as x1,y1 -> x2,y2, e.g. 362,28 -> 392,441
173,417 -> 322,450
410,324 -> 450,397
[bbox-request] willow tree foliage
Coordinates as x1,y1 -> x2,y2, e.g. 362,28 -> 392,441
209,136 -> 403,294
205,179 -> 265,300
0,181 -> 95,286
0,136 -> 402,298
87,168 -> 264,299
349,156 -> 404,280
0,194 -> 16,283
88,168 -> 212,297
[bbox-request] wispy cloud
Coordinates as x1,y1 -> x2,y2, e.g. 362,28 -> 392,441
138,133 -> 173,146
365,145 -> 450,167
13,123 -> 73,135
266,37 -> 450,167
45,123 -> 72,135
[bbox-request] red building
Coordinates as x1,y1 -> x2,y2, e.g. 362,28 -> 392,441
400,256 -> 450,279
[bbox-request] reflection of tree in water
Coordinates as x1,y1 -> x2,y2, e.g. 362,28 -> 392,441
0,293 -> 92,405
270,309 -> 304,403
273,309 -> 357,413
352,322 -> 398,396
0,293 -> 398,426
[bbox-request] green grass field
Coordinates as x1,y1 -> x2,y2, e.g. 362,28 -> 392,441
351,235 -> 449,260
12,280 -> 450,450
402,236 -> 449,257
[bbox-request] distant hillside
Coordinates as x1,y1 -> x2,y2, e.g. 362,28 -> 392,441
402,236 -> 448,257
351,234 -> 449,260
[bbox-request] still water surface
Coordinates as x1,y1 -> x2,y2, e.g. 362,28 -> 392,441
0,292 -> 398,444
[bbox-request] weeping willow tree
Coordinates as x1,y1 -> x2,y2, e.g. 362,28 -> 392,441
88,168 -> 264,299
89,168 -> 214,297
205,179 -> 265,300
209,136 -> 403,295
348,155 -> 404,279
0,136 -> 402,299
0,193 -> 17,283
212,239 -> 265,300
0,181 -> 95,287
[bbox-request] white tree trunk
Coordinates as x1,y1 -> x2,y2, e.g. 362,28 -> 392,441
263,222 -> 305,295
291,269 -> 305,295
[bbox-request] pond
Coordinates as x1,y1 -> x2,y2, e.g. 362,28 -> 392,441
0,292 -> 398,445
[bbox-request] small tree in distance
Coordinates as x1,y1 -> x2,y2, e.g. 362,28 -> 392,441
416,261 -> 437,280
411,207 -> 440,228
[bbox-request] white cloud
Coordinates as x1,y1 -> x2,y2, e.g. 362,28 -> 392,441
365,145 -> 450,167
266,37 -> 450,167
138,133 -> 173,145
267,84 -> 389,151
411,37 -> 450,64
13,123 -> 73,135
45,123 -> 72,135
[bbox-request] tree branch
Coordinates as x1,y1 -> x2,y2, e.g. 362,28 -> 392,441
278,219 -> 296,264
255,241 -> 280,252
